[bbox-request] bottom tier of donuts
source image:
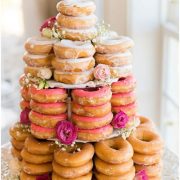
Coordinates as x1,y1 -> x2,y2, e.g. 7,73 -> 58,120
9,121 -> 164,180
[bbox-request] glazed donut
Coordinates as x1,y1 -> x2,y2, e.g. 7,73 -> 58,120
52,172 -> 92,180
56,13 -> 97,29
133,152 -> 162,166
53,40 -> 95,59
54,143 -> 94,167
30,100 -> 67,115
58,26 -> 97,41
52,160 -> 93,178
95,157 -> 134,176
22,160 -> 52,175
111,91 -> 136,106
148,175 -> 162,180
20,171 -> 37,180
56,0 -> 96,16
95,51 -> 132,67
72,102 -> 111,117
72,86 -> 112,106
95,166 -> 135,180
21,148 -> 53,164
52,57 -> 95,72
95,137 -> 133,164
112,102 -> 137,117
24,66 -> 52,79
21,86 -> 31,101
23,52 -> 54,67
110,65 -> 133,78
54,69 -> 94,84
20,100 -> 30,110
78,124 -> 113,142
25,136 -> 56,155
111,76 -> 136,93
11,147 -> 22,160
138,116 -> 155,129
31,123 -> 55,139
9,122 -> 30,141
11,138 -> 24,150
127,128 -> 163,155
24,37 -> 57,55
135,162 -> 162,177
29,111 -> 67,128
72,112 -> 113,129
95,36 -> 134,54
30,87 -> 68,103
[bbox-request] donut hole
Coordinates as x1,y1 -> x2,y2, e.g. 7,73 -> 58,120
83,87 -> 100,92
118,77 -> 126,81
136,134 -> 152,142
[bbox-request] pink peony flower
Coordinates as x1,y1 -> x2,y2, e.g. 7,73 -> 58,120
20,108 -> 31,125
93,64 -> 111,81
36,173 -> 51,180
40,16 -> 56,32
111,111 -> 129,129
56,120 -> 78,145
135,169 -> 148,180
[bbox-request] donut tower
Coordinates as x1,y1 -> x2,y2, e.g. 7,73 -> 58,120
8,0 -> 164,180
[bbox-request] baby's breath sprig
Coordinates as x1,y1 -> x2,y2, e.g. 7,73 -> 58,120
96,20 -> 111,37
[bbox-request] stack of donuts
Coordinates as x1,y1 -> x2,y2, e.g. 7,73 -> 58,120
94,32 -> 134,79
71,86 -> 114,141
52,0 -> 97,85
9,123 -> 31,161
111,75 -> 137,124
128,128 -> 164,179
52,143 -> 94,179
20,136 -> 56,179
29,87 -> 68,139
24,36 -> 57,80
94,137 -> 135,180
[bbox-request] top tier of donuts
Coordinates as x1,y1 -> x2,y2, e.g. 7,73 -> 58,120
22,0 -> 134,86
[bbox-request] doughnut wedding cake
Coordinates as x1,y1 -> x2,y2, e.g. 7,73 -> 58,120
9,0 -> 164,179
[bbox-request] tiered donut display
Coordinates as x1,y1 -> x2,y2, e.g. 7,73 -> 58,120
8,0 -> 164,179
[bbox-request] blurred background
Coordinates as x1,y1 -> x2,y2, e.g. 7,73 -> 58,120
1,0 -> 179,154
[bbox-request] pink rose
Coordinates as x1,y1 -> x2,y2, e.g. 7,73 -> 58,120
56,120 -> 78,145
40,16 -> 56,32
36,173 -> 51,180
94,64 -> 111,81
111,111 -> 129,129
20,108 -> 31,125
135,169 -> 148,180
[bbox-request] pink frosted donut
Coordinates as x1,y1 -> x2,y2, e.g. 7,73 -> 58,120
21,87 -> 31,101
20,100 -> 30,110
111,76 -> 136,93
30,87 -> 68,103
72,86 -> 112,106
30,100 -> 67,115
29,111 -> 67,128
72,102 -> 111,117
111,91 -> 136,106
31,123 -> 55,139
78,124 -> 113,141
112,102 -> 137,117
72,112 -> 113,129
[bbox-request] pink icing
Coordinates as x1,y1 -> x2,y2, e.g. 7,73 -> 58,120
74,102 -> 111,109
31,123 -> 54,133
31,111 -> 67,120
30,87 -> 66,95
113,102 -> 137,111
72,112 -> 113,122
78,124 -> 112,134
72,86 -> 111,98
31,100 -> 66,108
112,75 -> 136,86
